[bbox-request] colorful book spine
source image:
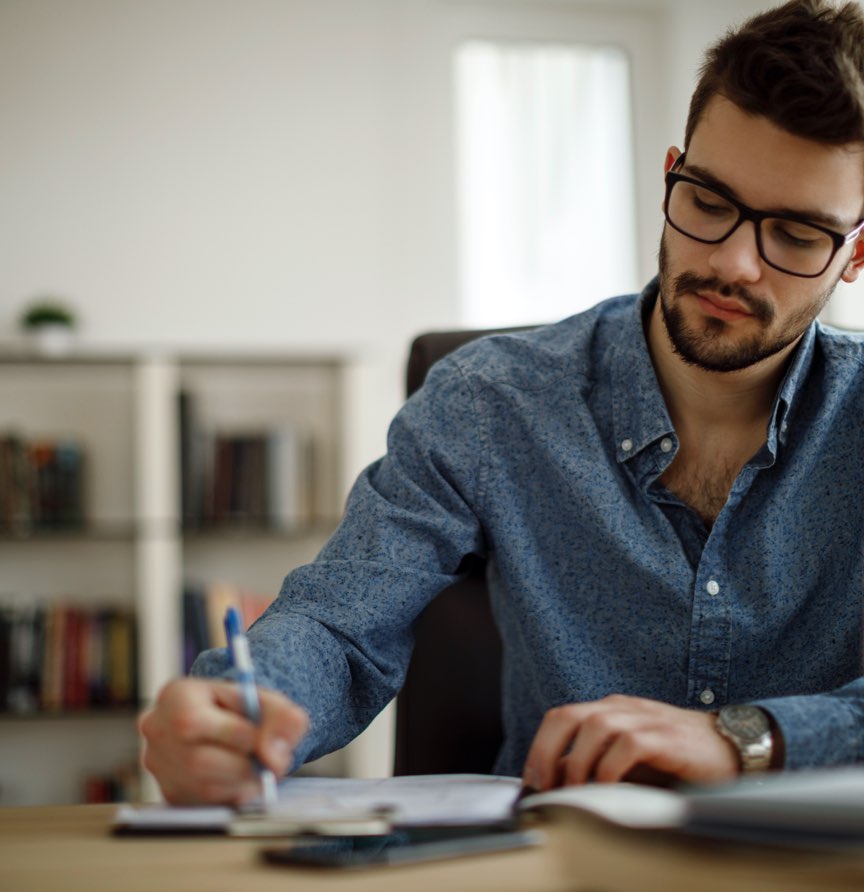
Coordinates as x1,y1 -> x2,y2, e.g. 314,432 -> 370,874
176,391 -> 316,530
0,434 -> 86,534
0,601 -> 137,714
181,582 -> 274,672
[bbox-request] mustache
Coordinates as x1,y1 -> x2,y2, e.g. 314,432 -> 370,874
672,271 -> 773,323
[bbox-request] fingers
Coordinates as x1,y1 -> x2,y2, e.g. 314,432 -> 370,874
523,695 -> 739,791
523,697 -> 632,791
208,680 -> 309,772
176,680 -> 260,749
139,678 -> 309,805
142,736 -> 261,805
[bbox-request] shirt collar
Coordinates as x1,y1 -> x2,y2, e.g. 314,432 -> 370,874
768,319 -> 816,453
610,278 -> 673,463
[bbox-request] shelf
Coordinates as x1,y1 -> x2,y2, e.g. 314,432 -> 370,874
181,519 -> 341,541
0,522 -> 139,543
0,350 -> 348,803
0,352 -> 136,367
0,520 -> 341,544
0,707 -> 140,722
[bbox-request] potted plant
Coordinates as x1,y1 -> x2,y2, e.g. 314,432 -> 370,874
20,300 -> 77,355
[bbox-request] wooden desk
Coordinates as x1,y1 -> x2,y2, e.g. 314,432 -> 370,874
3,803 -> 864,892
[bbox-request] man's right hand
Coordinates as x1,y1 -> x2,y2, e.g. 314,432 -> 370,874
138,678 -> 309,805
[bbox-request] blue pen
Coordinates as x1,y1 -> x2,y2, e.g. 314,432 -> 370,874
223,606 -> 278,809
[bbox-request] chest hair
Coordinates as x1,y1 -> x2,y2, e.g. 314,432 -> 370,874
659,455 -> 743,528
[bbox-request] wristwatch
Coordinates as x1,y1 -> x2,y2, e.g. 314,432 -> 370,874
715,704 -> 773,773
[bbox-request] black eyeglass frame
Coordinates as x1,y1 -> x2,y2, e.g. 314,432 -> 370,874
663,153 -> 864,278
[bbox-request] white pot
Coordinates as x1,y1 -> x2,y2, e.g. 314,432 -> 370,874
28,324 -> 75,356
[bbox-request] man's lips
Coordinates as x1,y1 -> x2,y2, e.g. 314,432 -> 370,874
693,290 -> 754,321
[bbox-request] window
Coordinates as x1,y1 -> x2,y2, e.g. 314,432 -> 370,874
454,41 -> 638,328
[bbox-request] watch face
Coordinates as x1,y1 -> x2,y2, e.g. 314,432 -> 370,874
720,705 -> 770,742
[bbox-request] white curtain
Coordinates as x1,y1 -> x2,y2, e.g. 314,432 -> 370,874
455,41 -> 638,328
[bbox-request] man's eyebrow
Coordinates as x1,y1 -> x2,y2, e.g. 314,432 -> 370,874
682,161 -> 853,232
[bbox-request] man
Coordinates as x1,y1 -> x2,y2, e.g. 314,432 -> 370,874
140,0 -> 864,804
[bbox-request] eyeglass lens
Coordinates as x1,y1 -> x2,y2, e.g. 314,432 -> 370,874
667,179 -> 836,276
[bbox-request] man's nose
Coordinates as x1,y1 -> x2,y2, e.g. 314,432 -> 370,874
708,220 -> 763,284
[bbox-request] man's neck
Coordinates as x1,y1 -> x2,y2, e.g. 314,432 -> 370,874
646,296 -> 796,434
645,295 -> 804,527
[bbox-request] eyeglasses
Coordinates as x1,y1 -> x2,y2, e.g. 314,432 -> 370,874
663,154 -> 864,278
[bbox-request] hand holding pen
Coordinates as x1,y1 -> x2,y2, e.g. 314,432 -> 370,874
223,606 -> 279,808
139,648 -> 309,805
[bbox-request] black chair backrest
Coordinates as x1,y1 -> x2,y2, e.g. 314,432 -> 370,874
393,327 -> 531,776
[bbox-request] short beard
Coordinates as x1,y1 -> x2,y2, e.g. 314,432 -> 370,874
657,235 -> 836,373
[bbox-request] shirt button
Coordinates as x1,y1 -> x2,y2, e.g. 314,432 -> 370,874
621,438 -> 633,452
660,437 -> 673,453
699,689 -> 716,706
706,579 -> 720,596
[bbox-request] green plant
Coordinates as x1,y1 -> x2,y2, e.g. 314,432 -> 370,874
20,301 -> 76,330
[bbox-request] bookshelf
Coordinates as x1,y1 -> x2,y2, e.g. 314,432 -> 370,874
0,351 -> 347,805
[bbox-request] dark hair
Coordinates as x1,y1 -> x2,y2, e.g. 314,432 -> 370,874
685,0 -> 864,147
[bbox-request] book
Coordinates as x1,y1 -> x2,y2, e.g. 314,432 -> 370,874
176,387 -> 318,532
0,599 -> 136,714
182,582 -> 274,672
0,434 -> 86,534
182,586 -> 210,673
207,431 -> 272,526
107,610 -> 136,706
113,774 -> 521,836
7,604 -> 43,712
0,435 -> 34,535
520,767 -> 864,848
268,424 -> 314,530
0,607 -> 11,710
113,767 -> 864,848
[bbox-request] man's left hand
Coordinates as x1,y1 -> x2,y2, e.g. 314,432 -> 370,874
522,694 -> 739,791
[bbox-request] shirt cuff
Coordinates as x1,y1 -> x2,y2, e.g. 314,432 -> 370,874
753,692 -> 864,770
188,646 -> 317,772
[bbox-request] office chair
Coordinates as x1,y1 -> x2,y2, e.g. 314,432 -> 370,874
393,326 -> 531,776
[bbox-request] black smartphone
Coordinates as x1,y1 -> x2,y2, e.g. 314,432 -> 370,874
259,826 -> 544,870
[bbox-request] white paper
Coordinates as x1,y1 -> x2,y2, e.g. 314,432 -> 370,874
113,774 -> 522,833
113,804 -> 233,831
518,783 -> 687,829
267,773 -> 523,827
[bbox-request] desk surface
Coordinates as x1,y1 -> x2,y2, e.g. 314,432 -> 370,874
3,803 -> 864,892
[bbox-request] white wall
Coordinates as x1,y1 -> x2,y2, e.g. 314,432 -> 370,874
0,0 -> 451,352
1,0 -> 786,476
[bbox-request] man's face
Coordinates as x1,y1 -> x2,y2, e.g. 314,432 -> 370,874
658,96 -> 864,373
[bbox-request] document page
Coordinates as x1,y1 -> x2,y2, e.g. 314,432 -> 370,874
113,774 -> 522,835
268,774 -> 522,827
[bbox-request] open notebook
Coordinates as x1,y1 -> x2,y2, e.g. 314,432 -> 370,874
114,767 -> 864,847
114,774 -> 522,836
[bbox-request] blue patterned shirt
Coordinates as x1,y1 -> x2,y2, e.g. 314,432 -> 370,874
193,279 -> 864,776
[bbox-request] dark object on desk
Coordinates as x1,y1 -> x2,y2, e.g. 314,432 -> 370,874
394,327 -> 533,776
259,827 -> 542,869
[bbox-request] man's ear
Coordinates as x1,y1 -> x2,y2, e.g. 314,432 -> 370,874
664,147 -> 682,175
841,234 -> 864,284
